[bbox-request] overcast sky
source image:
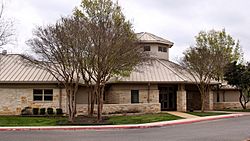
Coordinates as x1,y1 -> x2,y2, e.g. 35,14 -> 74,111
3,0 -> 250,61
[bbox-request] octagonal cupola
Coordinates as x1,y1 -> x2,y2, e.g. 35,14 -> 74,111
136,32 -> 174,60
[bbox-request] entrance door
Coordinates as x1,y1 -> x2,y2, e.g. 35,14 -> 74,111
159,86 -> 177,111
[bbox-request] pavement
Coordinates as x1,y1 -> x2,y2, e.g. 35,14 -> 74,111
166,111 -> 199,119
0,112 -> 249,131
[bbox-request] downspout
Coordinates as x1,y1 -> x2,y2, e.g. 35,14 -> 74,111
147,83 -> 150,103
59,85 -> 62,109
223,90 -> 225,102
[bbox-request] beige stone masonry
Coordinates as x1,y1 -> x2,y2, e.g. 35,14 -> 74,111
0,87 -> 67,115
76,103 -> 161,115
177,84 -> 186,112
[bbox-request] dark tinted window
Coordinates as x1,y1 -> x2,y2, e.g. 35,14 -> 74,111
131,90 -> 139,103
44,89 -> 53,101
144,46 -> 151,51
33,89 -> 43,101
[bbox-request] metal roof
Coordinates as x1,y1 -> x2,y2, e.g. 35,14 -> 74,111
0,54 -> 218,85
110,58 -> 197,83
0,54 -> 58,83
136,32 -> 174,46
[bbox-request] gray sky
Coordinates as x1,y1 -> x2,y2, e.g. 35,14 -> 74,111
3,0 -> 250,61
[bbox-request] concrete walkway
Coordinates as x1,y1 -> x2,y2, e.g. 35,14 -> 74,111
166,111 -> 199,119
0,113 -> 246,131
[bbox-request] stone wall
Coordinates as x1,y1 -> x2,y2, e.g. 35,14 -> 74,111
0,85 -> 67,115
76,87 -> 88,104
106,84 -> 159,104
214,102 -> 250,110
213,90 -> 240,102
76,103 -> 161,115
177,90 -> 186,112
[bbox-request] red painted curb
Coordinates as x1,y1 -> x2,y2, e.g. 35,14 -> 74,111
0,114 -> 244,131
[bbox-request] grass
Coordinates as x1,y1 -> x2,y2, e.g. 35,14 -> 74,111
187,112 -> 229,117
0,116 -> 67,126
0,113 -> 182,126
108,113 -> 182,125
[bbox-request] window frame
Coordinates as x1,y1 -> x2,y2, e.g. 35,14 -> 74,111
33,89 -> 53,102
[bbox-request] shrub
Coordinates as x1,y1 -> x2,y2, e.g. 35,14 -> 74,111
56,108 -> 63,115
40,108 -> 46,115
47,108 -> 54,115
21,107 -> 32,115
33,108 -> 39,115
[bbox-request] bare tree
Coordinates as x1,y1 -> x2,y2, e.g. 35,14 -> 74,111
0,2 -> 15,47
75,0 -> 148,121
27,17 -> 86,122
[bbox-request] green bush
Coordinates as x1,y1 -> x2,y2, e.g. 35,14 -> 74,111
56,108 -> 63,115
32,108 -> 39,115
40,108 -> 46,115
47,108 -> 54,115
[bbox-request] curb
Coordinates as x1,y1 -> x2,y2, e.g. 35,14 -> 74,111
0,114 -> 245,131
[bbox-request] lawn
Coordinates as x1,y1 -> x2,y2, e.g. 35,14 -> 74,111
108,113 -> 182,125
0,113 -> 182,126
0,116 -> 67,126
187,112 -> 229,117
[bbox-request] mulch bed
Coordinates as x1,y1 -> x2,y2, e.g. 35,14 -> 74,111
61,115 -> 111,125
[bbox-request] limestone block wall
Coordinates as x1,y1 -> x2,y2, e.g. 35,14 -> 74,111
177,90 -> 186,111
105,84 -> 159,104
214,102 -> 250,110
76,87 -> 89,104
76,103 -> 161,115
213,90 -> 240,102
0,85 -> 67,115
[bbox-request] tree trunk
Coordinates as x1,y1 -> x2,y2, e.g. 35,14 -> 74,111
239,90 -> 246,109
90,86 -> 95,116
200,84 -> 206,112
97,84 -> 101,122
201,92 -> 205,112
87,87 -> 90,116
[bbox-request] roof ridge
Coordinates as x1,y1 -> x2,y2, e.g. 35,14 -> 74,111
156,58 -> 186,81
136,32 -> 146,40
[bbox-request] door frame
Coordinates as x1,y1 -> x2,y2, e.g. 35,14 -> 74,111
159,85 -> 177,111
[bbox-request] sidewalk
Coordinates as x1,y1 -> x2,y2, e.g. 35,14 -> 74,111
166,111 -> 199,119
0,113 -> 246,131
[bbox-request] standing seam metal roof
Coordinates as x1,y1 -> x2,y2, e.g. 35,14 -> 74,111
0,54 -> 58,83
136,32 -> 174,46
113,58 -> 195,83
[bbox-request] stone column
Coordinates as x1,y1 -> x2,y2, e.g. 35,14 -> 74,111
177,84 -> 187,112
208,90 -> 214,110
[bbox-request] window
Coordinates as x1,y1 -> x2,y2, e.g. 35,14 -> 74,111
158,46 -> 167,52
163,47 -> 167,52
33,89 -> 43,101
158,46 -> 163,52
144,46 -> 151,51
44,89 -> 53,101
33,89 -> 53,101
131,90 -> 139,103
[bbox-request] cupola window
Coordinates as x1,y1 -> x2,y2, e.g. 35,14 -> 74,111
158,46 -> 167,52
144,46 -> 151,51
